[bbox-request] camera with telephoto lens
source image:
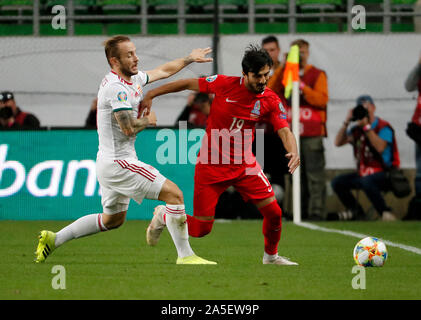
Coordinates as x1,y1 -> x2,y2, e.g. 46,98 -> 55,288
351,104 -> 368,121
0,106 -> 13,120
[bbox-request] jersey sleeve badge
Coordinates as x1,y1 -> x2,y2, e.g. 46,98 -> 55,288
250,100 -> 261,119
117,91 -> 128,102
205,75 -> 218,83
279,102 -> 287,119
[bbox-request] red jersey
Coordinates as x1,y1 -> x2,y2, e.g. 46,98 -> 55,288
196,74 -> 289,182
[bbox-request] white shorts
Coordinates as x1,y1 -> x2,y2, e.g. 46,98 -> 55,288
96,158 -> 166,214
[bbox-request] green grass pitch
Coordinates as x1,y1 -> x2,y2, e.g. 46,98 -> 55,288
1,220 -> 421,300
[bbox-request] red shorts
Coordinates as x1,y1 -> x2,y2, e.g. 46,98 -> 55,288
193,163 -> 275,218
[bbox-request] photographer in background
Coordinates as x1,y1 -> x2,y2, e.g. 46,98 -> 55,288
331,95 -> 399,221
0,98 -> 19,129
0,91 -> 40,129
176,92 -> 211,128
85,97 -> 98,129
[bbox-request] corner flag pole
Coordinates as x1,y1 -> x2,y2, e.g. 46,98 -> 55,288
291,82 -> 301,224
282,45 -> 301,224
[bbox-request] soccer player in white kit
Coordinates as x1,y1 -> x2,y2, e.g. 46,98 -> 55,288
35,35 -> 216,265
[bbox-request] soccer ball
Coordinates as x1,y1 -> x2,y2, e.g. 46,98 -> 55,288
353,237 -> 388,267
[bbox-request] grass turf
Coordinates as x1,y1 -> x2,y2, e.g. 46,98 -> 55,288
1,220 -> 421,300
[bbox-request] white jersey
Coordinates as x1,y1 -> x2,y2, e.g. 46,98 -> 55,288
96,70 -> 149,161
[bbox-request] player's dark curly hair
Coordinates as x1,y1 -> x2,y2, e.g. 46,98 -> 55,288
241,44 -> 273,75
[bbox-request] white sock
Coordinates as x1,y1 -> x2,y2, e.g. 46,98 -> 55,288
263,252 -> 278,261
55,213 -> 107,247
165,204 -> 194,258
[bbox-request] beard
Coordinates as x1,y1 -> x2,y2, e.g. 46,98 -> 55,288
251,83 -> 266,94
119,61 -> 138,78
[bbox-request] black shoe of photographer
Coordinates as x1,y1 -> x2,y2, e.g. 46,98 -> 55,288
327,210 -> 363,221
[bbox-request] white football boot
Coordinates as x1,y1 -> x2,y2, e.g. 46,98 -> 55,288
263,255 -> 299,266
146,205 -> 166,246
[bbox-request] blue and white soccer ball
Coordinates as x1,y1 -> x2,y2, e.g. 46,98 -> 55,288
353,237 -> 388,267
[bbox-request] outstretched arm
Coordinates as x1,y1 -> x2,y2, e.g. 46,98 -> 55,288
140,78 -> 200,115
145,48 -> 212,84
277,127 -> 300,174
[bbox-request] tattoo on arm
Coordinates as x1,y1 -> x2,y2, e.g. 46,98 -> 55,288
114,110 -> 134,136
114,110 -> 149,136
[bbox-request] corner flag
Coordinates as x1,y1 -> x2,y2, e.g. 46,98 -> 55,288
282,45 -> 300,99
282,44 -> 301,224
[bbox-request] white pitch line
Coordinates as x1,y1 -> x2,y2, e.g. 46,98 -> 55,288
296,222 -> 421,256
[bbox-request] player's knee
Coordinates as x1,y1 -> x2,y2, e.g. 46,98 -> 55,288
106,219 -> 124,230
259,200 -> 282,226
103,212 -> 126,230
159,180 -> 184,205
272,212 -> 282,227
169,186 -> 184,205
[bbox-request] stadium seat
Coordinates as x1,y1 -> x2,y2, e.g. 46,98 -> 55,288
0,0 -> 33,11
99,0 -> 139,5
255,1 -> 289,15
0,23 -> 32,35
297,0 -> 342,4
43,0 -> 99,16
391,0 -> 417,12
0,0 -> 33,5
74,22 -> 103,35
148,0 -> 178,15
185,21 -> 249,34
353,0 -> 383,3
297,0 -> 342,11
186,22 -> 213,34
296,0 -> 343,27
255,22 -> 288,33
353,22 -> 383,32
220,22 -> 248,34
99,0 -> 140,15
149,21 -> 178,34
40,22 -> 67,35
391,0 -> 417,24
44,0 -> 97,7
44,0 -> 67,6
392,0 -> 417,3
255,0 -> 286,4
0,0 -> 33,25
148,0 -> 178,8
106,22 -> 141,35
297,21 -> 340,32
391,22 -> 414,31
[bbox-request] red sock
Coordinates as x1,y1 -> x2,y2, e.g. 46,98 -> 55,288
186,215 -> 214,238
259,200 -> 282,255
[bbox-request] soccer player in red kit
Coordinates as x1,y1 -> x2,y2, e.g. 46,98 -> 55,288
142,45 -> 300,265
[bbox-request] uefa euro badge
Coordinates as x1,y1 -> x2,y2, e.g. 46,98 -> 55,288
279,102 -> 286,113
279,102 -> 287,119
206,75 -> 218,83
251,100 -> 261,118
117,91 -> 128,102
